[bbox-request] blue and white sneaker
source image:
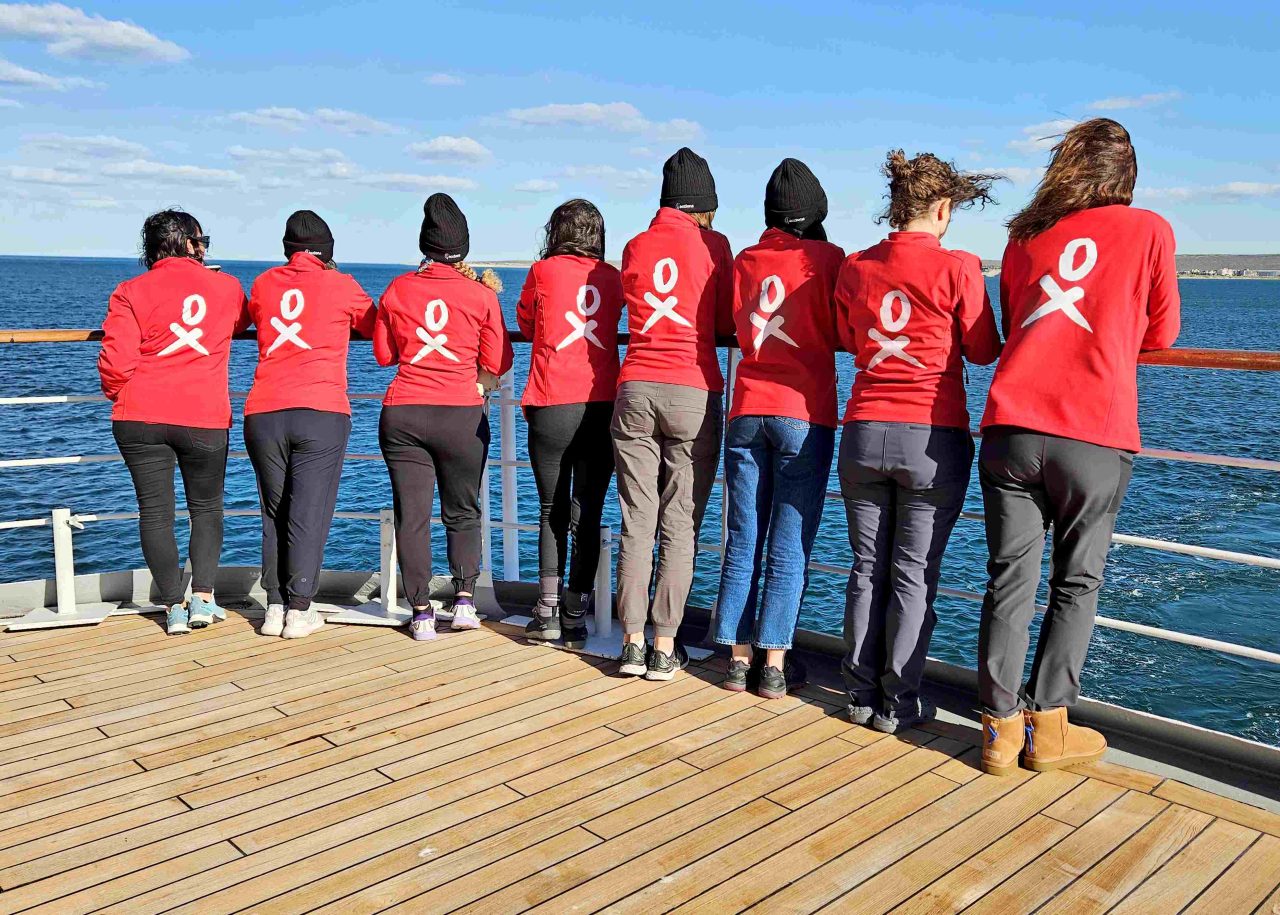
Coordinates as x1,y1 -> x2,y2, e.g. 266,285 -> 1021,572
166,604 -> 191,636
187,594 -> 223,628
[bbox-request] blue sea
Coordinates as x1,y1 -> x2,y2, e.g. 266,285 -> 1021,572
1,255 -> 1276,747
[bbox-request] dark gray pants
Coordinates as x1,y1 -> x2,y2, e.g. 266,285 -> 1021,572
840,421 -> 973,714
977,428 -> 1134,717
244,409 -> 351,611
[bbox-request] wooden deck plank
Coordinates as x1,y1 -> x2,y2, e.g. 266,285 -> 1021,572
1109,818 -> 1259,915
888,814 -> 1074,915
1182,833 -> 1280,915
739,769 -> 1031,912
0,617 -> 1271,915
963,790 -> 1170,914
1155,778 -> 1280,837
1034,803 -> 1212,914
823,770 -> 1083,914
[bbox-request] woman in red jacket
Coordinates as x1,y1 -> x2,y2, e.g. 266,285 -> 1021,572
98,209 -> 248,636
516,199 -> 623,648
374,194 -> 514,641
979,119 -> 1180,775
836,152 -> 1002,733
244,211 -> 376,640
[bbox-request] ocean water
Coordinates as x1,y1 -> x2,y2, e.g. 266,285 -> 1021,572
0,255 -> 1276,747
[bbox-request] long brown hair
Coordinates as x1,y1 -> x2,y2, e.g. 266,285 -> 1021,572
540,198 -> 605,261
1007,118 -> 1137,241
877,151 -> 1000,229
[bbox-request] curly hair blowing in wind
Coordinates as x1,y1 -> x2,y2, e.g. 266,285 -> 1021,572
878,151 -> 1001,229
539,198 -> 606,261
1007,117 -> 1137,242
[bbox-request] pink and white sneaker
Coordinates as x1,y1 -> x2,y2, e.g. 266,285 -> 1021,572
449,597 -> 481,631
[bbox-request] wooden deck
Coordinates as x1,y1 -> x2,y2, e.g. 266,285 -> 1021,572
0,613 -> 1278,914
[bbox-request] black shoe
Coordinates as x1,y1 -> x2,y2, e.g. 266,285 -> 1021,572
723,659 -> 750,692
873,696 -> 937,734
645,642 -> 689,681
757,665 -> 789,699
747,653 -> 807,692
524,608 -> 560,642
561,591 -> 590,649
618,641 -> 648,677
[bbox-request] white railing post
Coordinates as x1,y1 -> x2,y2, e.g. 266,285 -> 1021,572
52,506 -> 77,616
499,372 -> 520,582
379,507 -> 398,615
595,525 -> 613,638
480,460 -> 494,578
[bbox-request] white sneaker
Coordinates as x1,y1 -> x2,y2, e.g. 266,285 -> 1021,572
282,607 -> 323,639
261,603 -> 285,637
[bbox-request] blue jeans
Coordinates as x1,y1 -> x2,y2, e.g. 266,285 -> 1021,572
714,415 -> 835,650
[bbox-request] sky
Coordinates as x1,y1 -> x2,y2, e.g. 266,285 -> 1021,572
0,0 -> 1277,264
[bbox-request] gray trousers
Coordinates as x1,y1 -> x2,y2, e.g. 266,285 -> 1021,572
612,381 -> 723,638
977,428 -> 1133,717
840,421 -> 973,714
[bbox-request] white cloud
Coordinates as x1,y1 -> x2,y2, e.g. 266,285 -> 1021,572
1089,91 -> 1181,111
1,163 -> 91,184
308,160 -> 360,180
504,102 -> 701,141
514,178 -> 558,193
100,158 -> 242,185
560,164 -> 657,190
425,73 -> 463,86
1009,119 -> 1078,155
406,136 -> 491,163
69,194 -> 119,208
1139,182 -> 1280,202
0,56 -> 100,90
0,96 -> 21,107
227,106 -> 398,135
25,132 -> 147,157
354,173 -> 477,192
0,3 -> 189,61
226,144 -> 347,164
255,175 -> 303,190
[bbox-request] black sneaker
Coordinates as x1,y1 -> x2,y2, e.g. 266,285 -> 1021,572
645,642 -> 689,681
524,607 -> 560,642
723,659 -> 750,692
748,653 -> 807,693
873,696 -> 937,734
757,665 -> 790,699
560,591 -> 590,649
618,641 -> 648,677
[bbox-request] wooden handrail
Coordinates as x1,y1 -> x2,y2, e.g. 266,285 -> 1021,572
2,328 -> 1279,372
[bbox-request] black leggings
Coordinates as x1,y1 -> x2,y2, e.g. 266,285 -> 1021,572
379,404 -> 489,605
113,421 -> 228,606
244,408 -> 351,611
526,401 -> 615,592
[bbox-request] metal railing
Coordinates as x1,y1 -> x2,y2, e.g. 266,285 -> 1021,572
0,329 -> 1277,668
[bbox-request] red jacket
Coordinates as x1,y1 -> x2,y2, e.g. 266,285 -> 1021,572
836,232 -> 1001,429
516,254 -> 623,408
245,253 -> 376,416
619,208 -> 734,392
374,262 -> 514,407
730,228 -> 845,427
982,205 -> 1180,451
98,256 -> 249,428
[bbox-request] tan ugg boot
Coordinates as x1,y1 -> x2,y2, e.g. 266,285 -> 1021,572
1023,707 -> 1107,771
981,711 -> 1025,776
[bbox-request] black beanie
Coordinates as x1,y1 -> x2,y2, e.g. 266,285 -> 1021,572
660,147 -> 718,214
765,158 -> 828,237
418,193 -> 470,262
283,209 -> 334,262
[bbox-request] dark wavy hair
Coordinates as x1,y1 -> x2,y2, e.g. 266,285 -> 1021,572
139,208 -> 203,268
877,150 -> 1001,229
1007,118 -> 1136,242
539,198 -> 605,261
